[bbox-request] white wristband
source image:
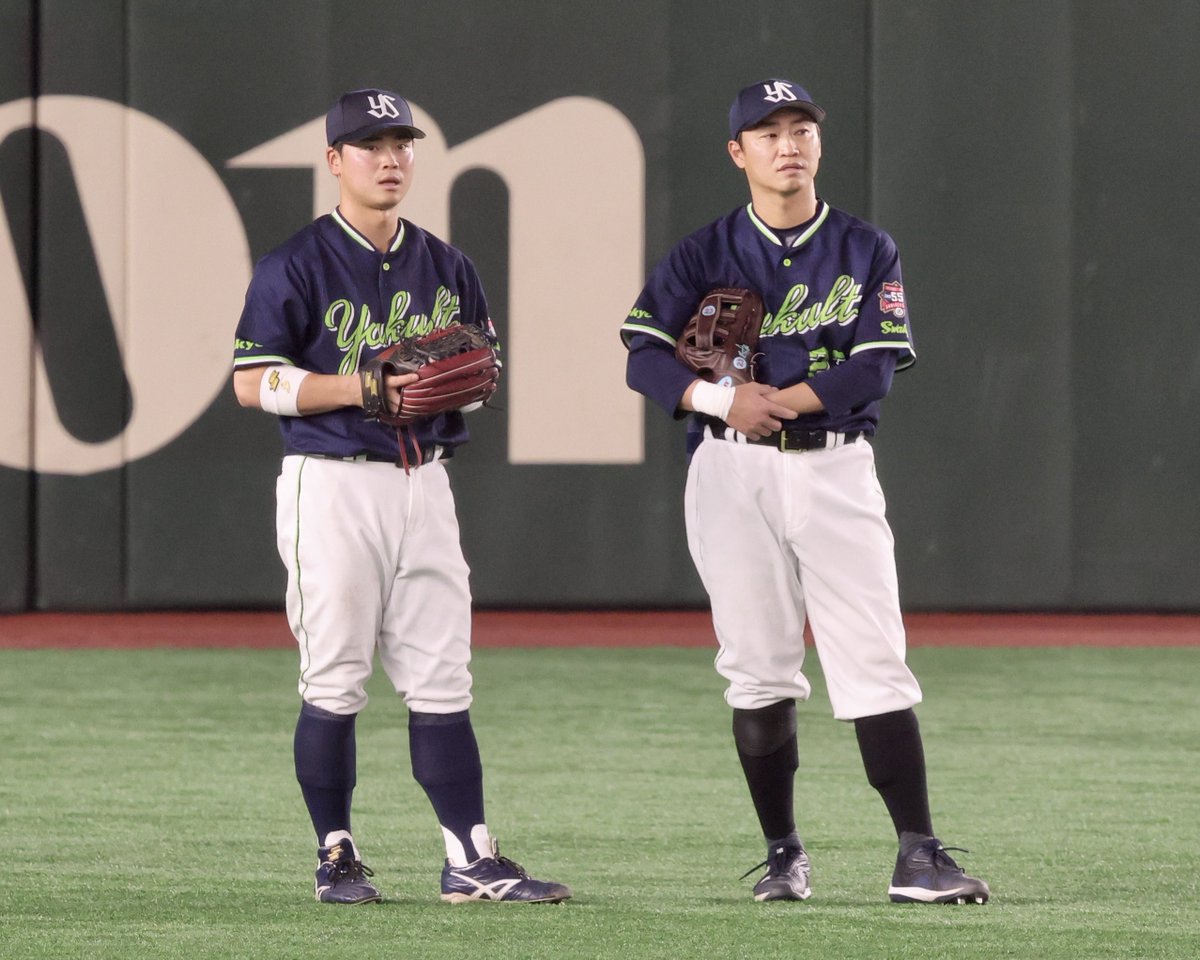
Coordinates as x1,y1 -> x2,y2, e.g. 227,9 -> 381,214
258,365 -> 311,417
689,379 -> 735,421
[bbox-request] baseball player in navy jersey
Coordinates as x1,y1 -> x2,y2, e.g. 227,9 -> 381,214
232,87 -> 569,906
622,79 -> 990,904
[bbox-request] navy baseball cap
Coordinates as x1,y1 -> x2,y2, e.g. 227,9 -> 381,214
729,79 -> 826,139
326,88 -> 427,146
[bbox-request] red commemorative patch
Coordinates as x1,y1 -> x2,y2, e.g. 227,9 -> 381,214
878,281 -> 906,317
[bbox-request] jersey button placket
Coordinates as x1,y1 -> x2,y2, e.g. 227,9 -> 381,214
378,257 -> 392,328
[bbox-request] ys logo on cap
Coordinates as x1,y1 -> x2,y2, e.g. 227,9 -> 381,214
762,81 -> 798,104
367,94 -> 401,119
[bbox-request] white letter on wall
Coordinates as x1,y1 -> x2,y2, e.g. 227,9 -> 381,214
0,96 -> 250,474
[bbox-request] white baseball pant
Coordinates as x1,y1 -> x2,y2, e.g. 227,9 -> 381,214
275,455 -> 474,715
684,436 -> 922,720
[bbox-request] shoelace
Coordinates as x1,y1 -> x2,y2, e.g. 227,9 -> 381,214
738,846 -> 794,881
330,857 -> 375,881
925,843 -> 970,873
495,854 -> 531,879
738,859 -> 770,881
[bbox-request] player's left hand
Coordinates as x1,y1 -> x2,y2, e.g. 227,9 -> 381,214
726,382 -> 797,440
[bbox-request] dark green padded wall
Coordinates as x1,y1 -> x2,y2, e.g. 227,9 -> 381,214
0,0 -> 1195,611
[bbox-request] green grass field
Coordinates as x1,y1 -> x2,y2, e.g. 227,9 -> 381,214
1,644 -> 1197,959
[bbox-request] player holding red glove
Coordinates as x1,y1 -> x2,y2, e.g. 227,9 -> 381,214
231,86 -> 569,907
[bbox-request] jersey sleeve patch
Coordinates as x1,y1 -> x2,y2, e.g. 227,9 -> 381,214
877,281 -> 907,318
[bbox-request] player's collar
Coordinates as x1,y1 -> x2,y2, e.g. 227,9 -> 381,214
331,207 -> 407,253
745,200 -> 829,249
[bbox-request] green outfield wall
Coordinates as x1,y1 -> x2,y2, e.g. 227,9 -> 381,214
1,0 -> 1196,612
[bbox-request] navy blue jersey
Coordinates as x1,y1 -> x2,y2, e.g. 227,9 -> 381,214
234,209 -> 497,459
622,200 -> 914,449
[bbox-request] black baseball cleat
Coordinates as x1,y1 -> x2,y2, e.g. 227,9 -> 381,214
440,841 -> 572,903
740,837 -> 812,901
314,838 -> 383,904
888,832 -> 990,904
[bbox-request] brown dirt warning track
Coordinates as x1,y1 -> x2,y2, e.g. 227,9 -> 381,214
0,610 -> 1197,650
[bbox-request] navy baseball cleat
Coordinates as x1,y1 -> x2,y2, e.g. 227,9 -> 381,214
440,842 -> 571,903
314,838 -> 383,905
888,832 -> 990,904
740,837 -> 812,901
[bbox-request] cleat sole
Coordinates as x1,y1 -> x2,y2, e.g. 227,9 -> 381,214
889,891 -> 989,905
755,889 -> 813,902
315,885 -> 384,905
441,892 -> 570,904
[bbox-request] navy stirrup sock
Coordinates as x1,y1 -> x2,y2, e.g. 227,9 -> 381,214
409,710 -> 487,862
294,700 -> 358,843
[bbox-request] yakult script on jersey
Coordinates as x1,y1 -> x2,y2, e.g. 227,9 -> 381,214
760,276 -> 862,337
233,211 -> 492,459
620,200 -> 915,443
325,286 -> 461,375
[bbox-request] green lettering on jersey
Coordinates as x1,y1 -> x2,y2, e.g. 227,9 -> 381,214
807,347 -> 846,376
325,287 -> 464,375
760,276 -> 863,338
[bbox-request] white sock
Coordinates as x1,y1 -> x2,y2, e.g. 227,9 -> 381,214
322,830 -> 355,854
442,823 -> 493,867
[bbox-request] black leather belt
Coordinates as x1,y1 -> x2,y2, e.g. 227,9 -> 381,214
302,452 -> 399,463
709,423 -> 865,451
299,448 -> 449,465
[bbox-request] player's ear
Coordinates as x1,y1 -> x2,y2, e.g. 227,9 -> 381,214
326,145 -> 343,176
728,138 -> 747,170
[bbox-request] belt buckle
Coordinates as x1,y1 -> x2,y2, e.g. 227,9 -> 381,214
778,429 -> 825,452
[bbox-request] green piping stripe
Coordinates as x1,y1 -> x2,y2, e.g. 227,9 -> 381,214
389,220 -> 406,252
234,355 -> 293,367
790,202 -> 830,249
746,200 -> 830,249
746,204 -> 782,245
620,323 -> 677,347
332,207 -> 405,253
294,457 -> 312,700
332,208 -> 376,251
850,340 -> 917,369
850,339 -> 914,353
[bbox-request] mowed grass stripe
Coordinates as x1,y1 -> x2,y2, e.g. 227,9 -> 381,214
0,646 -> 1196,959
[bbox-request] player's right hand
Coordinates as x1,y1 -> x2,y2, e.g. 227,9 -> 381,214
726,383 -> 797,440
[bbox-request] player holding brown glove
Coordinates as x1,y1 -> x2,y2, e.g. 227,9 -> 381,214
361,324 -> 500,426
675,287 -> 765,387
232,85 -> 570,908
622,78 -> 989,907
